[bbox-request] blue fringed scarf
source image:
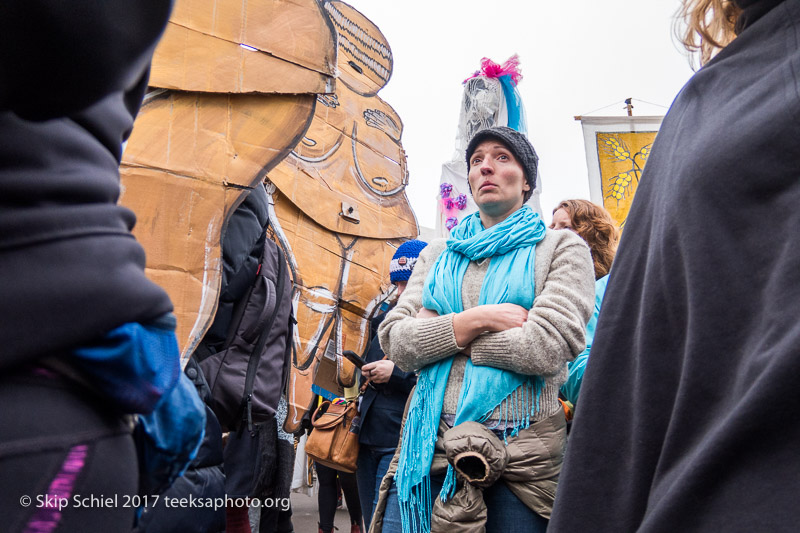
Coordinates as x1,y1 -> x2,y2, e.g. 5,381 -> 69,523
395,206 -> 547,533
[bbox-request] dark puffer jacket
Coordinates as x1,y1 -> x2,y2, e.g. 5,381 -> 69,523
137,185 -> 271,532
202,184 -> 271,351
135,357 -> 226,533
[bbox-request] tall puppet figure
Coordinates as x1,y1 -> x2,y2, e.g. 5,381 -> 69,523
436,55 -> 543,237
266,0 -> 418,433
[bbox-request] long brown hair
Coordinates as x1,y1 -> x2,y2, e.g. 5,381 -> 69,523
676,0 -> 742,66
554,200 -> 619,279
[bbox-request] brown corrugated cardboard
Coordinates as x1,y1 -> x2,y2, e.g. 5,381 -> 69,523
151,0 -> 337,94
120,90 -> 316,359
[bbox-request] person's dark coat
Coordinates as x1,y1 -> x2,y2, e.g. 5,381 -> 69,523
0,1 -> 174,368
139,185 -> 271,532
550,1 -> 800,531
202,184 -> 270,351
358,312 -> 417,448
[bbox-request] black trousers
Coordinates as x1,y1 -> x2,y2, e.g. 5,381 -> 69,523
315,462 -> 362,531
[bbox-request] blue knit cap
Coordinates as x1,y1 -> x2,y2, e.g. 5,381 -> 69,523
390,239 -> 428,283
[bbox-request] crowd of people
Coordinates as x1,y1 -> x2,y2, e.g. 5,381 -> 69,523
2,0 -> 799,532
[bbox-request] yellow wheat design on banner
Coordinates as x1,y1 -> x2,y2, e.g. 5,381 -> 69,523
596,131 -> 657,229
600,135 -> 652,203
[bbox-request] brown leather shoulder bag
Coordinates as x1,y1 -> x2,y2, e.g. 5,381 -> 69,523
305,399 -> 360,473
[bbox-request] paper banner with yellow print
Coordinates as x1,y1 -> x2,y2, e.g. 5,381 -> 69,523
580,116 -> 663,229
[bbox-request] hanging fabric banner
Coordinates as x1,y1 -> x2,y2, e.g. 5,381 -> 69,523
580,115 -> 663,229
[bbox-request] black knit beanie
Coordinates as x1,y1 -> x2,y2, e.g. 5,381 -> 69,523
465,126 -> 538,203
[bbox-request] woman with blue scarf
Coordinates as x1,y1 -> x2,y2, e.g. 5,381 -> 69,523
374,127 -> 595,533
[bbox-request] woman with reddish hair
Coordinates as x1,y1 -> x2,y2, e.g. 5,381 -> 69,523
549,199 -> 618,280
549,200 -> 619,408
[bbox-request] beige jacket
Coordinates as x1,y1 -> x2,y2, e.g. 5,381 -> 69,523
370,229 -> 594,531
378,229 -> 595,421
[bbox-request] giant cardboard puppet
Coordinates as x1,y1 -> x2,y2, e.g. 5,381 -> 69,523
266,0 -> 418,432
119,0 -> 337,359
119,0 -> 418,434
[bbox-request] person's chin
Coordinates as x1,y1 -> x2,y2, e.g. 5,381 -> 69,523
475,194 -> 514,213
478,199 -> 515,215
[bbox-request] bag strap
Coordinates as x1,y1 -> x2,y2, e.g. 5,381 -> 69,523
310,401 -> 356,429
223,283 -> 252,350
192,340 -> 214,363
241,244 -> 288,432
282,311 -> 296,397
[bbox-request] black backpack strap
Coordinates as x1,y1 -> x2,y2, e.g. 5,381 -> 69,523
240,245 -> 288,432
192,340 -> 215,363
223,286 -> 252,350
282,311 -> 297,397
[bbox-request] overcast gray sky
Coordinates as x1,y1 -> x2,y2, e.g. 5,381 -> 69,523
342,0 -> 696,228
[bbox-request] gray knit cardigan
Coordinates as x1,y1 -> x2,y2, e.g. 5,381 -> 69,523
377,229 -> 595,421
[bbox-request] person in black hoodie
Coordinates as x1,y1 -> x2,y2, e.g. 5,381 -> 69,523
356,240 -> 424,529
0,3 -> 179,533
205,183 -> 295,533
139,183 -> 295,533
549,1 -> 800,531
